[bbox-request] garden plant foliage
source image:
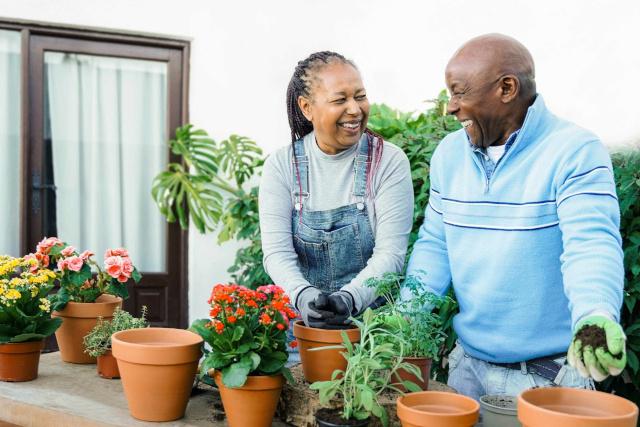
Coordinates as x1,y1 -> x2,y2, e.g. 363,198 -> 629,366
157,92 -> 640,403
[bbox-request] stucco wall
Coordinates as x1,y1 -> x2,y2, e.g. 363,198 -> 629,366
2,0 -> 639,322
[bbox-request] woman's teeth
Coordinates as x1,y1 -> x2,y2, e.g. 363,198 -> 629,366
339,121 -> 360,129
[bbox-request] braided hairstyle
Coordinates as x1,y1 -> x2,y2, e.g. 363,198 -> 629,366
286,51 -> 384,215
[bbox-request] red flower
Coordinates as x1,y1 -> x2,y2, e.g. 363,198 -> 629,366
259,313 -> 272,325
235,308 -> 246,317
215,322 -> 224,334
227,315 -> 237,324
276,323 -> 285,330
289,341 -> 298,348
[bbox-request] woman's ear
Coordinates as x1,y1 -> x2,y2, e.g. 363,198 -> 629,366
298,95 -> 313,122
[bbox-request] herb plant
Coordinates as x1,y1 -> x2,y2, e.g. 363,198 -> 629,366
83,306 -> 148,357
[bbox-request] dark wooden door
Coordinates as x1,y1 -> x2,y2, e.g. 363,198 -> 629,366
25,34 -> 188,342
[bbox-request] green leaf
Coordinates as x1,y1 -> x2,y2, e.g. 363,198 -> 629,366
189,318 -> 215,343
221,360 -> 252,388
35,317 -> 63,337
627,350 -> 639,374
68,263 -> 92,286
131,268 -> 142,283
9,333 -> 47,343
258,351 -> 287,373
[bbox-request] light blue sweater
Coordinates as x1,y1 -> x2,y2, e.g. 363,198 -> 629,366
406,95 -> 624,363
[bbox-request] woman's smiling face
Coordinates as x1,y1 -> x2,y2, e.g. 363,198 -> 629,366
298,62 -> 369,154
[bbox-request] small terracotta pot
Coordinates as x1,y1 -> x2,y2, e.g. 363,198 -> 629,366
112,327 -> 202,422
293,320 -> 360,383
214,371 -> 284,427
97,350 -> 120,379
52,294 -> 122,364
395,357 -> 432,392
396,391 -> 480,427
0,340 -> 44,382
518,387 -> 639,427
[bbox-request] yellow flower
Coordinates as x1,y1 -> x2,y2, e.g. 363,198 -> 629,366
0,257 -> 21,276
5,288 -> 21,300
38,298 -> 51,312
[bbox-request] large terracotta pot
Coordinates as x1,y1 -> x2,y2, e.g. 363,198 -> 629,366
293,320 -> 360,383
395,357 -> 432,392
214,371 -> 284,427
518,387 -> 639,427
112,327 -> 202,422
396,391 -> 480,427
0,340 -> 44,382
52,294 -> 122,364
96,350 -> 120,379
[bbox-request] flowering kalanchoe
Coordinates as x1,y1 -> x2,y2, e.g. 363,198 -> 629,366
191,283 -> 298,388
0,255 -> 61,344
28,237 -> 142,311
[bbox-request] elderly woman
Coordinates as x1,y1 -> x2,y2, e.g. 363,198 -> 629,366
259,51 -> 413,330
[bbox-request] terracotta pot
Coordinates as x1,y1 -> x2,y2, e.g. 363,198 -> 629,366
52,294 -> 122,364
396,391 -> 480,427
214,371 -> 284,427
480,395 -> 520,427
0,340 -> 44,382
112,327 -> 202,422
518,387 -> 639,427
293,320 -> 360,383
96,350 -> 120,379
395,357 -> 431,392
315,408 -> 370,426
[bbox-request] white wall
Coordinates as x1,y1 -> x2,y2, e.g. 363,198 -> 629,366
2,0 -> 639,323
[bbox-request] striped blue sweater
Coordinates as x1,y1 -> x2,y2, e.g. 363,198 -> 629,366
406,95 -> 624,363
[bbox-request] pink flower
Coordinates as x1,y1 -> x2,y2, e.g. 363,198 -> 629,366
117,274 -> 129,283
104,256 -> 123,278
79,250 -> 94,261
61,246 -> 75,257
66,256 -> 84,272
24,253 -> 40,272
57,258 -> 69,271
35,252 -> 49,268
37,236 -> 62,254
121,258 -> 134,276
105,248 -> 129,258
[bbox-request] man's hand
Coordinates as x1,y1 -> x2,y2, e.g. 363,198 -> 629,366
567,315 -> 626,382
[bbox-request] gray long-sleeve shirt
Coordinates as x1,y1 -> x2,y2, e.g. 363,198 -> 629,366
259,131 -> 414,312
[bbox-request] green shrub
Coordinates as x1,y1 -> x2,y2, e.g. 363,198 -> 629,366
83,307 -> 148,357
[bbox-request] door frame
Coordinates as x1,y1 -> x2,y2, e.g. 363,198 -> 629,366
0,18 -> 190,328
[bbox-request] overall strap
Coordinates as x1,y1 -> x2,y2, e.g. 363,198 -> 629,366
352,134 -> 370,210
292,139 -> 309,210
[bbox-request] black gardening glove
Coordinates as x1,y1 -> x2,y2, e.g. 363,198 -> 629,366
321,291 -> 355,329
297,288 -> 335,328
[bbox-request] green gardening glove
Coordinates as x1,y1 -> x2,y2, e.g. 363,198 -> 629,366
567,315 -> 626,382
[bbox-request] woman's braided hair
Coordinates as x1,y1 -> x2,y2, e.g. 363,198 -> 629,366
286,51 -> 384,215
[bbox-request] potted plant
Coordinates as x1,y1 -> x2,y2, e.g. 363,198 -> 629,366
0,255 -> 62,381
190,283 -> 297,427
83,306 -> 148,379
366,272 -> 448,391
30,237 -> 142,363
310,308 -> 420,427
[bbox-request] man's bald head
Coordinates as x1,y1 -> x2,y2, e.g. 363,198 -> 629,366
448,33 -> 536,101
445,34 -> 537,148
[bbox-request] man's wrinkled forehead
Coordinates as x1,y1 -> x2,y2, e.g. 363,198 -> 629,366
445,50 -> 495,87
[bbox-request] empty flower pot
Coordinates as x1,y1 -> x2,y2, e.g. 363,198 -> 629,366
293,320 -> 360,383
396,391 -> 480,427
480,395 -> 520,427
52,294 -> 122,364
518,387 -> 638,427
112,327 -> 202,422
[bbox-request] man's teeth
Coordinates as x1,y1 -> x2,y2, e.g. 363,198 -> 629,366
461,120 -> 473,129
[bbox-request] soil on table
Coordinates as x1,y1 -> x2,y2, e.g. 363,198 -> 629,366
316,408 -> 368,426
575,324 -> 607,350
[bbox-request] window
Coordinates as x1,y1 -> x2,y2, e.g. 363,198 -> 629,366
1,20 -> 189,332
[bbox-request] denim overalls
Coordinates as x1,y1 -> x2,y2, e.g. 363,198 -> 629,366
287,135 -> 376,364
291,136 -> 375,292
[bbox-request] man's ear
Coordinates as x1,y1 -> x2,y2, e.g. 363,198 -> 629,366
499,75 -> 519,103
298,95 -> 313,121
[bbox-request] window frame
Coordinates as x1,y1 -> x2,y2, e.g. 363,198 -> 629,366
0,18 -> 190,328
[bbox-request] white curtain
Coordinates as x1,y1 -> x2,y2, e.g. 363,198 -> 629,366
45,53 -> 167,272
0,30 -> 21,256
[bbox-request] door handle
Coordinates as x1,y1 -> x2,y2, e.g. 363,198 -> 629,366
31,172 -> 56,215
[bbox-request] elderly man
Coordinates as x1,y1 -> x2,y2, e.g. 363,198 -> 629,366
405,34 -> 626,400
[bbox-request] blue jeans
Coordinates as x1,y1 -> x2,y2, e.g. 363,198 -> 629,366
447,342 -> 594,402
